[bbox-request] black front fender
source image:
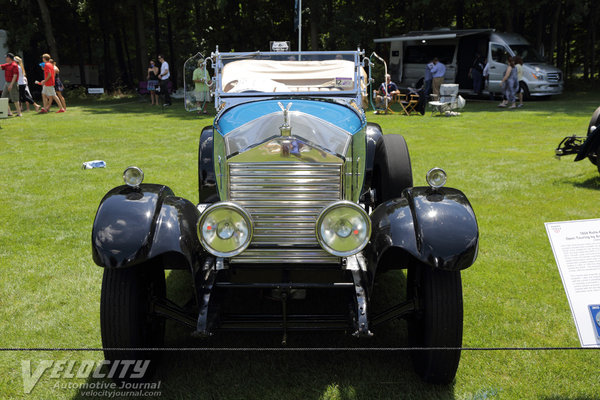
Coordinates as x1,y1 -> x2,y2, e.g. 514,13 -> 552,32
366,186 -> 478,272
574,129 -> 600,161
92,184 -> 203,269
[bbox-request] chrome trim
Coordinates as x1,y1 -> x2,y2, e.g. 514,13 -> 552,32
197,202 -> 254,258
315,200 -> 372,257
229,161 -> 342,264
213,132 -> 228,200
426,167 -> 447,189
233,248 -> 339,264
210,49 -> 366,109
123,166 -> 144,188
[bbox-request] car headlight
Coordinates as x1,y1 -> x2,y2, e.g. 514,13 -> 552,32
197,202 -> 253,257
316,201 -> 371,257
123,166 -> 144,187
426,167 -> 447,189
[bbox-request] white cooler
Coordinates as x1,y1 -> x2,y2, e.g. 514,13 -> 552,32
0,98 -> 8,119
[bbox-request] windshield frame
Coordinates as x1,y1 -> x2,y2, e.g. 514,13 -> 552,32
210,49 -> 366,109
508,44 -> 544,63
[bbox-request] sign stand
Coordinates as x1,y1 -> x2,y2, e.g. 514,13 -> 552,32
546,218 -> 600,347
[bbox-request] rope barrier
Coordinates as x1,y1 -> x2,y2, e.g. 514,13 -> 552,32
1,346 -> 598,352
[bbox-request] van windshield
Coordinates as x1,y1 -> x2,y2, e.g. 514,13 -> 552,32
510,45 -> 544,63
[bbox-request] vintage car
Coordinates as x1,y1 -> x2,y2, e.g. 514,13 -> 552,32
555,106 -> 600,173
92,49 -> 479,384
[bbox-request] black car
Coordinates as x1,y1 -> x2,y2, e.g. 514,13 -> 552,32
555,105 -> 600,172
92,49 -> 479,384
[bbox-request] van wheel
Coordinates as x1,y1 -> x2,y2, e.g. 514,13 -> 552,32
520,82 -> 531,100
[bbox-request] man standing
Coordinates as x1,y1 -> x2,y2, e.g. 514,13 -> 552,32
1,53 -> 22,117
430,57 -> 446,98
158,54 -> 171,106
424,61 -> 433,100
35,53 -> 64,113
468,53 -> 484,95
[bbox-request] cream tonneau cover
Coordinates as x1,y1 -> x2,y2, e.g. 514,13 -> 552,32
221,59 -> 367,94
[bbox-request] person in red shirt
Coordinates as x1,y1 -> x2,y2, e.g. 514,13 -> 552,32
1,52 -> 22,117
35,53 -> 64,113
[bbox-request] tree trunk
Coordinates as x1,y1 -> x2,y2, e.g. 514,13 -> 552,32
113,28 -> 130,89
36,0 -> 59,61
550,2 -> 561,65
309,3 -> 319,50
556,5 -> 565,71
535,9 -> 544,57
121,26 -> 135,87
153,0 -> 161,55
592,19 -> 597,79
135,2 -> 148,81
76,22 -> 87,86
167,11 -> 176,87
456,0 -> 464,30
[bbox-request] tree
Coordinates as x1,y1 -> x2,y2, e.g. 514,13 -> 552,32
36,0 -> 59,60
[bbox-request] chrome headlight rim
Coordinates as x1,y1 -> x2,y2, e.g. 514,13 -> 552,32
197,201 -> 254,258
426,167 -> 447,189
123,166 -> 144,188
315,200 -> 371,257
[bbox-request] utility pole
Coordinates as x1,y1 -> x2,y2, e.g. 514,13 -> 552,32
298,0 -> 302,52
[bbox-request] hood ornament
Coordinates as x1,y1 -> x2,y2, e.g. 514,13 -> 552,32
277,102 -> 292,136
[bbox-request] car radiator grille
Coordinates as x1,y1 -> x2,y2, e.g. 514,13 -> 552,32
546,72 -> 562,82
229,162 -> 342,264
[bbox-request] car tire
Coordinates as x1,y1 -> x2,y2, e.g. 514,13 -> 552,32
373,134 -> 413,206
407,262 -> 463,385
520,82 -> 530,100
586,107 -> 600,166
100,262 -> 166,379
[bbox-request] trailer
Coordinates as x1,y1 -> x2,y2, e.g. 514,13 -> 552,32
374,28 -> 563,97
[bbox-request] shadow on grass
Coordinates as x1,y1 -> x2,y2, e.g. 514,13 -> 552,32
73,269 -> 458,399
72,97 -> 216,121
543,398 -> 600,400
558,174 -> 600,190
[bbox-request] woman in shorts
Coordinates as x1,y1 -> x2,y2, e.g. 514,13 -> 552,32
147,60 -> 160,106
51,59 -> 67,110
515,56 -> 525,108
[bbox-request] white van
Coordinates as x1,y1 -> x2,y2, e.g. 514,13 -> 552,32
374,28 -> 563,97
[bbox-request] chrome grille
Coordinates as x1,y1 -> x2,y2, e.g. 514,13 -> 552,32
546,72 -> 561,82
229,162 -> 342,264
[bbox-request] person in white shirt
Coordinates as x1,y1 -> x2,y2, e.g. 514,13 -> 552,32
157,54 -> 171,106
14,56 -> 41,112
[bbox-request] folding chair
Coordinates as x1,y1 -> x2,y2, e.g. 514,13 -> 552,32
395,93 -> 420,116
429,84 -> 461,115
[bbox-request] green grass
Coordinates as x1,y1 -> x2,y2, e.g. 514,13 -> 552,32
1,92 -> 600,399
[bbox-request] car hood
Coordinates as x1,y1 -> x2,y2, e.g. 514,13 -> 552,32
524,63 -> 562,74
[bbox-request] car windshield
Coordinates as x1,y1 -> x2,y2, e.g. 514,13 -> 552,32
218,52 -> 365,95
510,45 -> 544,63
